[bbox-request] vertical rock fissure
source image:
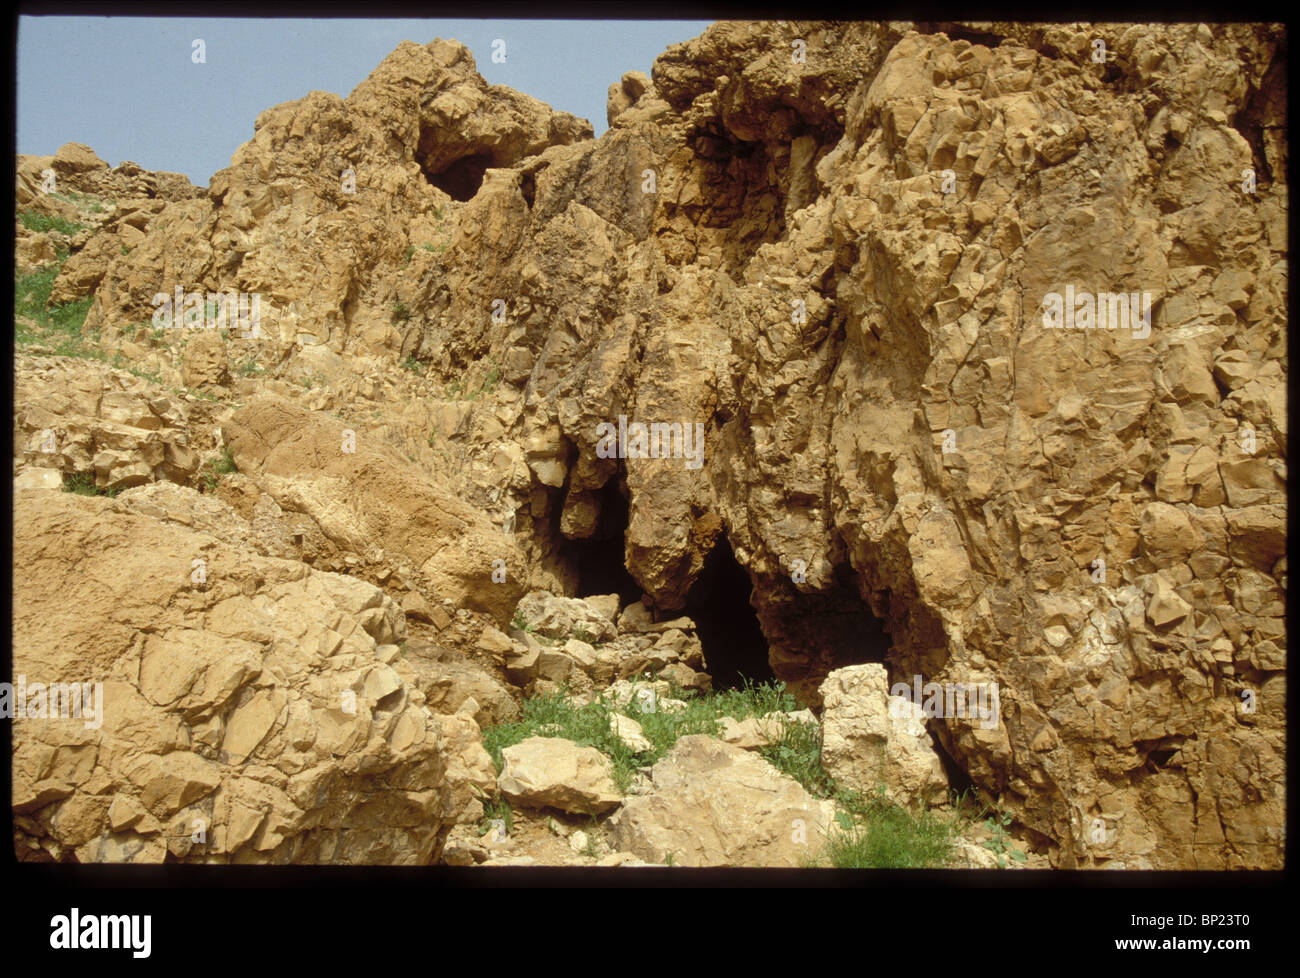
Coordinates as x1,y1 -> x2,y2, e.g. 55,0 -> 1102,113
683,535 -> 774,690
559,474 -> 642,605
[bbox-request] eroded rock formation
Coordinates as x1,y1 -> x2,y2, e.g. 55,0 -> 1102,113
14,20 -> 1286,869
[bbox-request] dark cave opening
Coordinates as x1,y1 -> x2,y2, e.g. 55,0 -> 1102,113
815,564 -> 894,668
422,152 -> 493,202
562,478 -> 642,606
757,561 -> 905,706
684,536 -> 775,690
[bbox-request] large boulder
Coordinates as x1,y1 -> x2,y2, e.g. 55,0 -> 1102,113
496,737 -> 622,815
819,664 -> 949,808
607,735 -> 835,866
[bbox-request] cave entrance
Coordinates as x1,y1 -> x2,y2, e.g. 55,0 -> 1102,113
420,151 -> 492,202
684,535 -> 774,690
562,478 -> 642,606
761,563 -> 896,705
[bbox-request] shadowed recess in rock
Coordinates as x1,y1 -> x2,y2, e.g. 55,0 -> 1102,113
563,478 -> 642,606
761,563 -> 895,705
421,150 -> 492,201
684,535 -> 774,690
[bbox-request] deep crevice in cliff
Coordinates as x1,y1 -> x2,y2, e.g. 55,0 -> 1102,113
684,535 -> 774,690
1234,43 -> 1286,188
561,477 -> 642,605
929,728 -> 979,797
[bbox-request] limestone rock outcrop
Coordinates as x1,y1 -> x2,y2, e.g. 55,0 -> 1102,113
15,356 -> 204,491
16,20 -> 1287,870
224,394 -> 527,625
11,490 -> 476,864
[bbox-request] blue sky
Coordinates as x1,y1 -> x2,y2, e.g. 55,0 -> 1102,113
17,17 -> 712,186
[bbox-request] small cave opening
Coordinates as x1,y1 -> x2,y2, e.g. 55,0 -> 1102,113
930,731 -> 978,798
684,536 -> 775,690
421,151 -> 493,202
765,564 -> 894,684
559,478 -> 642,606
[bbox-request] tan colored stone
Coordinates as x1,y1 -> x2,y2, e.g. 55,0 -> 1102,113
497,737 -> 622,815
819,664 -> 949,808
608,735 -> 835,867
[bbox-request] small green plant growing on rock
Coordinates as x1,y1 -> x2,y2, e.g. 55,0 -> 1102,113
391,300 -> 411,324
19,211 -> 87,235
583,818 -> 601,858
478,796 -> 514,840
128,366 -> 162,384
61,473 -> 117,497
400,355 -> 426,375
981,809 -> 1027,868
201,448 -> 237,493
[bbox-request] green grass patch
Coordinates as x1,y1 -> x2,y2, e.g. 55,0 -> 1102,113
817,788 -> 960,869
480,679 -> 803,797
479,677 -> 982,869
759,717 -> 835,799
15,264 -> 62,322
61,472 -> 118,498
19,211 -> 87,235
15,259 -> 99,359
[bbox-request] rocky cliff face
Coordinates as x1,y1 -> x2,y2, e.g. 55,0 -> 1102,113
13,21 -> 1286,869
